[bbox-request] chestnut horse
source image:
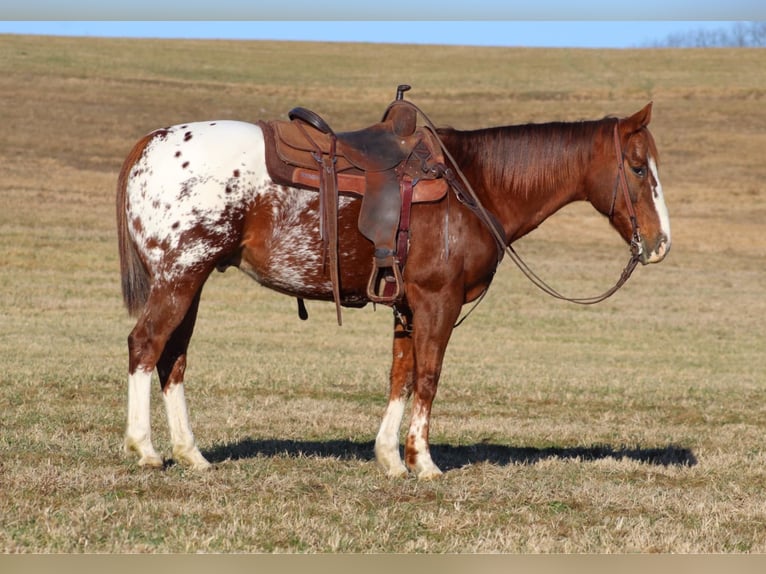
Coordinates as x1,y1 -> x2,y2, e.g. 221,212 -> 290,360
117,102 -> 670,479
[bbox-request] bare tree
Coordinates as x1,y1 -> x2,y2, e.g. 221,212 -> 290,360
650,22 -> 766,47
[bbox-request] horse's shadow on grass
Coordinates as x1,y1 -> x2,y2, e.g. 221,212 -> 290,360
203,438 -> 697,470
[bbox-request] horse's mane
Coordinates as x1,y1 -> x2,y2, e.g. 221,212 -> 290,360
438,118 -> 615,199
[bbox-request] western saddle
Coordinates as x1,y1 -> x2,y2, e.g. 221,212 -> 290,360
259,85 -> 449,324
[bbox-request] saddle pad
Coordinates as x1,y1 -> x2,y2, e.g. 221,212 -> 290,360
272,121 -> 357,172
260,119 -> 449,202
291,169 -> 448,203
272,119 -> 442,174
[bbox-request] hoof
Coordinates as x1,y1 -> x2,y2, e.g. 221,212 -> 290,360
384,465 -> 409,479
174,446 -> 212,471
417,469 -> 443,480
375,445 -> 408,478
414,463 -> 443,480
137,453 -> 165,469
188,459 -> 212,472
125,437 -> 164,469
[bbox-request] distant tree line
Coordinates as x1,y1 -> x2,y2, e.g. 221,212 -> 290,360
650,21 -> 766,47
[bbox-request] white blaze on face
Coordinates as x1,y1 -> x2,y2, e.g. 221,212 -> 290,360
648,156 -> 671,262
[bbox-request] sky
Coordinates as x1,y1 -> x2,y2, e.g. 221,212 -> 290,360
0,1 -> 763,49
0,21 -> 753,49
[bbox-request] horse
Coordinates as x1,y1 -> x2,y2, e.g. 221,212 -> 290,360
116,100 -> 670,479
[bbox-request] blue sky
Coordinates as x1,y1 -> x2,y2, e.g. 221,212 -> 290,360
1,0 -> 763,49
0,0 -> 762,20
0,21 -> 754,49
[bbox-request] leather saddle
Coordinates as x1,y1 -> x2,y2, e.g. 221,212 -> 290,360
259,85 -> 448,323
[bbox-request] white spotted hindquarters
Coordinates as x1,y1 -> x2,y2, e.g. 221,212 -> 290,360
122,120 -> 271,470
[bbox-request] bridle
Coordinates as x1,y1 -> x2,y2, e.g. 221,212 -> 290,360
609,121 -> 644,263
472,119 -> 644,307
406,101 -> 645,311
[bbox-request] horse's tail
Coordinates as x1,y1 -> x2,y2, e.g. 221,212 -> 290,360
116,133 -> 154,317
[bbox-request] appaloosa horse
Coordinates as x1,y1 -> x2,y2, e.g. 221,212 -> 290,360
117,99 -> 670,479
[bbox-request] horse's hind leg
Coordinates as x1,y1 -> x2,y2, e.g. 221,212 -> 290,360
375,311 -> 414,477
156,289 -> 210,470
124,273 -> 210,470
125,365 -> 163,468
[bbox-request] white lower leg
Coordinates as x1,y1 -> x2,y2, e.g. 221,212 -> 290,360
407,407 -> 442,480
163,382 -> 210,470
125,368 -> 163,468
375,397 -> 408,477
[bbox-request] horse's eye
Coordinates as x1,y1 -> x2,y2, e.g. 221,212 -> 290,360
631,165 -> 647,178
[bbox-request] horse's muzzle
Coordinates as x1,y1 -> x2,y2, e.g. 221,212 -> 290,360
641,233 -> 671,264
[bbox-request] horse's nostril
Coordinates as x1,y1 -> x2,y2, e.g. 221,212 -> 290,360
653,234 -> 671,260
659,233 -> 671,253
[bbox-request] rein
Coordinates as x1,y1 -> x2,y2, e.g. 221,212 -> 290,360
502,122 -> 642,305
403,101 -> 643,312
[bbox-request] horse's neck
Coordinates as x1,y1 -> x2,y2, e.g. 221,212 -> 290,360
442,124 -> 597,242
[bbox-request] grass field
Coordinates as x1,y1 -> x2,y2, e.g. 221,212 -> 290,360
0,34 -> 765,552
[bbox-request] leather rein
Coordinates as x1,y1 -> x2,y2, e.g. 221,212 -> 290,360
406,100 -> 643,310
496,122 -> 644,305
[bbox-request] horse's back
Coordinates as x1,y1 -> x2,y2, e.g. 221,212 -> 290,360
126,120 -> 267,189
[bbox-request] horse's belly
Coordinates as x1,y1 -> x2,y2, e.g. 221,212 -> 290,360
238,189 -> 366,301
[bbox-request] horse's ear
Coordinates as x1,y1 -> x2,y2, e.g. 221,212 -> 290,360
638,101 -> 653,126
621,102 -> 653,133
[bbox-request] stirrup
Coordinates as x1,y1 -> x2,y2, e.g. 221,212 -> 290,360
366,254 -> 403,304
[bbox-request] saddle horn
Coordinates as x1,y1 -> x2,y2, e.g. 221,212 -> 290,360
396,84 -> 412,101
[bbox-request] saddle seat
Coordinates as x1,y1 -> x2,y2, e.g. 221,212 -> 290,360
262,102 -> 447,201
258,85 -> 449,323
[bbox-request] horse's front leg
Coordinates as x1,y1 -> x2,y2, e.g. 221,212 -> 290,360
375,310 -> 414,477
404,287 -> 462,480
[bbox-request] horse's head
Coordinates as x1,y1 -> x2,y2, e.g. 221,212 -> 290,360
591,103 -> 671,265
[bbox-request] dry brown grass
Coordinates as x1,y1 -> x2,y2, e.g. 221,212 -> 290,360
0,34 -> 764,553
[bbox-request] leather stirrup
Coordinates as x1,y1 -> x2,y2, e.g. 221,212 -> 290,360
366,253 -> 403,304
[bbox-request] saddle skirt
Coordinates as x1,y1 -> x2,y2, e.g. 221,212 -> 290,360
257,89 -> 449,322
260,115 -> 448,203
